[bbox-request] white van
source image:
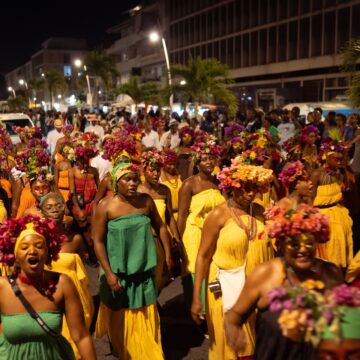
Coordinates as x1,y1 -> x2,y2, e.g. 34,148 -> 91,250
0,113 -> 34,145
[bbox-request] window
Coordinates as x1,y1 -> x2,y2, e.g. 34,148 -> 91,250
63,54 -> 70,65
227,3 -> 234,34
288,21 -> 298,60
300,0 -> 310,14
259,29 -> 267,65
213,41 -> 220,61
324,11 -> 335,54
207,10 -> 213,39
250,0 -> 259,27
234,36 -> 241,68
268,26 -> 277,63
200,13 -> 207,42
242,33 -> 249,67
220,40 -> 227,64
337,7 -> 350,52
259,0 -> 267,25
227,38 -> 234,68
288,0 -> 298,17
242,0 -> 249,29
352,5 -> 360,38
220,5 -> 227,36
299,18 -> 310,58
214,9 -> 220,38
278,24 -> 287,62
324,0 -> 336,6
268,0 -> 277,22
278,0 -> 288,20
250,32 -> 258,66
311,15 -> 322,57
312,0 -> 323,11
234,1 -> 241,31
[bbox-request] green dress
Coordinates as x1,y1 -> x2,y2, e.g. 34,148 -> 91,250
0,311 -> 74,359
99,213 -> 158,310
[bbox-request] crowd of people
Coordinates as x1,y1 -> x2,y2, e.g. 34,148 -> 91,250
0,105 -> 359,360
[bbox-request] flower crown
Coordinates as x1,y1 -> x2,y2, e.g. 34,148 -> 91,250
299,125 -> 319,144
162,149 -> 178,164
74,146 -> 98,164
278,161 -> 307,189
15,147 -> 51,183
124,124 -> 143,142
264,204 -> 330,243
76,131 -> 99,147
227,136 -> 245,152
0,215 -> 66,266
245,129 -> 271,149
13,126 -> 42,139
140,148 -> 164,169
179,127 -> 195,142
191,139 -> 222,162
217,157 -> 273,193
268,281 -> 360,346
102,135 -> 137,165
63,124 -> 74,133
319,138 -> 345,161
240,147 -> 265,165
224,123 -> 244,137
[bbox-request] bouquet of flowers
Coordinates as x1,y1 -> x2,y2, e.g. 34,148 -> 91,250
227,136 -> 245,152
217,157 -> 273,194
13,126 -> 42,139
240,146 -> 265,165
268,281 -> 360,346
278,161 -> 306,189
224,123 -> 244,138
124,124 -> 144,142
245,129 -> 271,150
140,148 -> 164,170
264,204 -> 330,243
102,135 -> 137,164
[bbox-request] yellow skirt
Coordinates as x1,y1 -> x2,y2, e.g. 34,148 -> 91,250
95,303 -> 164,360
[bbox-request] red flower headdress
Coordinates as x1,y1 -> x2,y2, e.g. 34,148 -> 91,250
140,148 -> 164,170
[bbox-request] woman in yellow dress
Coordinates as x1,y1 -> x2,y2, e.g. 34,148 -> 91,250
191,161 -> 274,359
178,140 -> 225,310
160,149 -> 182,221
54,144 -> 74,202
40,192 -> 93,359
138,148 -> 180,291
311,141 -> 353,268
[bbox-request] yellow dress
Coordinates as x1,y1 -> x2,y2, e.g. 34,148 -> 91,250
47,253 -> 94,359
0,200 -> 6,224
313,182 -> 353,267
16,185 -> 36,218
207,217 -> 274,359
153,199 -> 167,291
58,170 -> 70,201
0,178 -> 12,199
345,250 -> 360,283
183,189 -> 226,274
161,176 -> 182,221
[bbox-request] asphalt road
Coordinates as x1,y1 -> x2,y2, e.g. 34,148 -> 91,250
86,266 -> 208,360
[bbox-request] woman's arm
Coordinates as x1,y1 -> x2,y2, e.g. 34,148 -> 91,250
68,168 -> 86,219
148,196 -> 172,270
191,207 -> 223,324
163,185 -> 181,242
61,274 -> 97,360
54,163 -> 60,186
177,180 -> 193,237
93,176 -> 109,207
91,199 -> 122,292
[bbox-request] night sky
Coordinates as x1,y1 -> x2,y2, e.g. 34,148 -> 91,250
0,0 -> 140,97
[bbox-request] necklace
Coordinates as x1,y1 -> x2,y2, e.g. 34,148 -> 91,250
162,172 -> 179,189
228,199 -> 257,240
18,273 -> 56,297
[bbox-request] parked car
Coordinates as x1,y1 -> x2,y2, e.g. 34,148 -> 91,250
0,113 -> 34,145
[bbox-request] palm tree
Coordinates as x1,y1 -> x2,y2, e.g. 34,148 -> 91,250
7,95 -> 28,112
28,77 -> 44,99
116,76 -> 161,111
44,70 -> 67,109
171,57 -> 238,116
80,51 -> 119,107
341,38 -> 360,108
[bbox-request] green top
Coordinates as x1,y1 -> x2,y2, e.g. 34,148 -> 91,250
0,311 -> 74,360
99,213 -> 158,310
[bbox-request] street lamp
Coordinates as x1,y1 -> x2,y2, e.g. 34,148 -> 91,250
74,58 -> 92,107
149,28 -> 173,109
180,80 -> 187,86
7,86 -> 16,98
19,79 -> 28,89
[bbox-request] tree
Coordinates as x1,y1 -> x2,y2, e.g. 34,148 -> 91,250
44,70 -> 67,109
28,77 -> 44,99
171,57 -> 238,116
7,96 -> 28,112
341,38 -> 360,108
116,76 -> 161,110
79,51 -> 119,107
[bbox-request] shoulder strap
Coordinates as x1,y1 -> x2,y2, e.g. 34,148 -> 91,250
8,276 -> 60,337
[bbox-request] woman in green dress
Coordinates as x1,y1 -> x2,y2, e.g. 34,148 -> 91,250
92,161 -> 172,360
0,214 -> 96,360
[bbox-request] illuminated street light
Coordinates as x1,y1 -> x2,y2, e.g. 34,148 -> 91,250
74,58 -> 92,107
19,79 -> 28,89
149,31 -> 160,43
180,80 -> 187,86
41,73 -> 45,77
57,94 -> 62,99
7,86 -> 16,98
98,90 -> 102,95
149,28 -> 173,109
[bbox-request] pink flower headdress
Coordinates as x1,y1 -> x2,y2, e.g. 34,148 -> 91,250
278,161 -> 307,189
140,148 -> 164,170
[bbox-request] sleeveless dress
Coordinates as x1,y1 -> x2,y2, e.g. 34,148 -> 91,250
182,188 -> 226,310
313,182 -> 353,267
207,217 -> 274,359
153,198 -> 168,291
57,170 -> 70,202
71,176 -> 97,217
0,311 -> 74,359
47,253 -> 94,359
161,176 -> 182,221
95,213 -> 164,360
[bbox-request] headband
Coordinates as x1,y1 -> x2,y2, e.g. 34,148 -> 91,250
14,223 -> 45,257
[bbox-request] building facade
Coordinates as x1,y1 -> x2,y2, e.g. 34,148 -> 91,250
166,0 -> 360,111
5,38 -> 88,105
